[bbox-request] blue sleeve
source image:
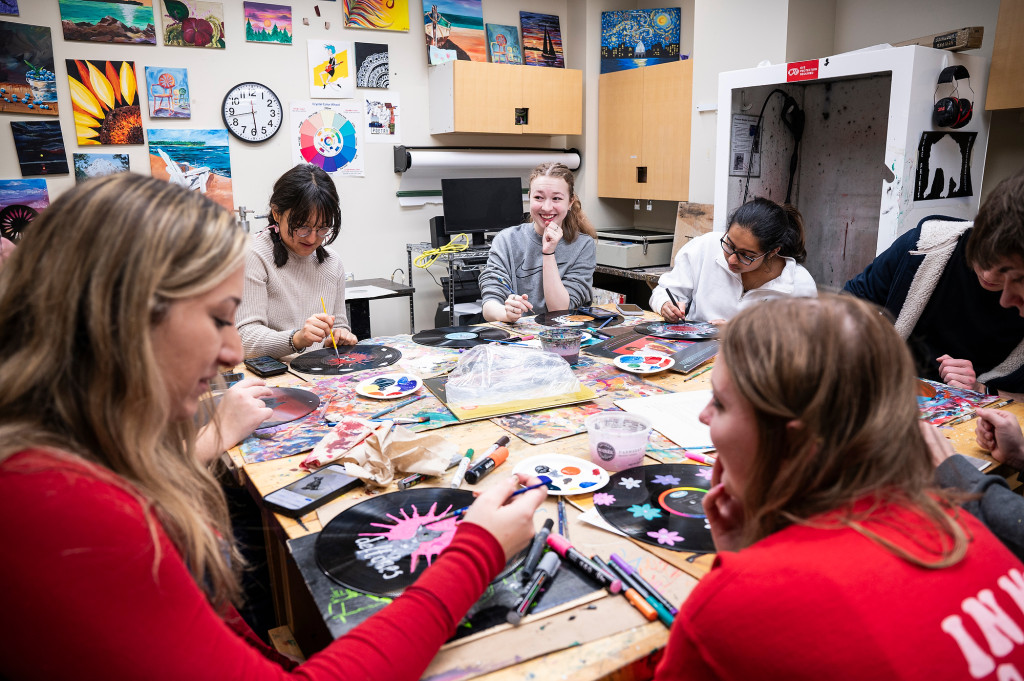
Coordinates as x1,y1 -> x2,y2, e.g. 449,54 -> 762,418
842,226 -> 922,312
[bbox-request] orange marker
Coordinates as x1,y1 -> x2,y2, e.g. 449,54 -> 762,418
623,586 -> 658,621
464,445 -> 509,484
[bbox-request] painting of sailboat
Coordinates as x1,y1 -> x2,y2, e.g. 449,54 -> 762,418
520,11 -> 563,68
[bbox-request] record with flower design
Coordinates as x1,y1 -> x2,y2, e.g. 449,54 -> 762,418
634,320 -> 719,340
291,344 -> 401,376
593,463 -> 714,553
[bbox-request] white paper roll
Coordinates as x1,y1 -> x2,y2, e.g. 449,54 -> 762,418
405,149 -> 580,171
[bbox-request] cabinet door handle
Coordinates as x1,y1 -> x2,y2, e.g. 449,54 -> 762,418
637,167 -> 648,183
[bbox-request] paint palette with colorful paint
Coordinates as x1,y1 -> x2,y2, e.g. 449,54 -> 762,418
512,453 -> 610,495
354,372 -> 421,399
614,353 -> 675,374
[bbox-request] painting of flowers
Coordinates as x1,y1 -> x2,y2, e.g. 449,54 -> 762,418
162,0 -> 225,49
66,58 -> 142,145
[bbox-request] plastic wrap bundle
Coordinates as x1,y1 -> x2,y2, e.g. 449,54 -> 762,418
445,344 -> 582,407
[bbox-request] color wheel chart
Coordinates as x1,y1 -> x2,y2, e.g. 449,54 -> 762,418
291,101 -> 364,176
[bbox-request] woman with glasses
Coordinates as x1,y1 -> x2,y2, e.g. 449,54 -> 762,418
649,197 -> 816,323
237,163 -> 358,359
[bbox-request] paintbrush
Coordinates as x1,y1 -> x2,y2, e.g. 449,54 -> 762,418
422,478 -> 551,526
320,295 -> 341,360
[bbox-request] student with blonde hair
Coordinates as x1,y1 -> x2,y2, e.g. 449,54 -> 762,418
656,294 -> 1024,679
0,174 -> 546,680
480,161 -> 597,323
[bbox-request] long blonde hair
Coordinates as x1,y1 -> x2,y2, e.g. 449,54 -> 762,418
720,293 -> 968,567
0,174 -> 248,606
529,162 -> 597,243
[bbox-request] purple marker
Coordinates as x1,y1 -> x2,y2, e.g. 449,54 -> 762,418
546,533 -> 621,594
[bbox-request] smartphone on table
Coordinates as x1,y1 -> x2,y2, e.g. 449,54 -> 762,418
244,355 -> 288,378
614,303 -> 645,316
576,306 -> 617,319
263,464 -> 361,518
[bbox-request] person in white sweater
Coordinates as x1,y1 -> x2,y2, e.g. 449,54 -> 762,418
237,164 -> 357,359
650,197 -> 817,323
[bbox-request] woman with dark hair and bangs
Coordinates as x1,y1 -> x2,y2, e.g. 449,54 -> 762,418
237,163 -> 358,359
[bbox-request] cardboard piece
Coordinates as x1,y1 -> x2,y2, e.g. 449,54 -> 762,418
672,202 -> 714,260
893,26 -> 983,52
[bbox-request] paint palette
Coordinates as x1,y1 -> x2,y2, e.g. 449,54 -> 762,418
512,454 -> 610,495
354,372 -> 421,399
614,353 -> 675,374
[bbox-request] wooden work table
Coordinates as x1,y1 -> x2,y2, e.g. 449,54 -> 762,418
225,314 -> 1020,680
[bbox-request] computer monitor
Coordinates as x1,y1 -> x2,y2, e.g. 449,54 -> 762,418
440,177 -> 525,247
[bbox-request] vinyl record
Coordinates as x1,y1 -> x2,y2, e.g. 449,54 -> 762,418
259,387 -> 321,428
290,344 -> 401,375
594,464 -> 715,554
535,310 -> 625,328
411,325 -> 510,348
316,488 -> 524,596
634,321 -> 719,340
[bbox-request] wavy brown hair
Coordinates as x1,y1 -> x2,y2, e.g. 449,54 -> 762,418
529,161 -> 597,243
720,293 -> 968,567
0,173 -> 248,607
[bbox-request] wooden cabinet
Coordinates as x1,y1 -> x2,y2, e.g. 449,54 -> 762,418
428,61 -> 582,135
598,59 -> 693,201
986,0 -> 1024,110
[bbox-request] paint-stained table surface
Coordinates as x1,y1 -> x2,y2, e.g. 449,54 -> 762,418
225,310 -> 1019,680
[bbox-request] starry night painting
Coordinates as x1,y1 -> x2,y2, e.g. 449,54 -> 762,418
601,8 -> 680,74
11,120 -> 68,176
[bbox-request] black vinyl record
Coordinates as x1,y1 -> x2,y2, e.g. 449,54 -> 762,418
534,310 -> 625,328
594,464 -> 715,554
411,325 -> 510,348
259,387 -> 320,428
290,344 -> 401,375
316,488 -> 524,596
634,321 -> 719,340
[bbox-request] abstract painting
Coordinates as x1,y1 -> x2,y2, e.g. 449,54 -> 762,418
59,0 -> 156,44
601,8 -> 680,74
66,59 -> 142,145
308,40 -> 354,98
344,0 -> 408,31
521,11 -> 563,68
355,42 -> 389,88
73,153 -> 129,184
144,66 -> 190,118
162,0 -> 225,48
424,0 -> 486,63
363,94 -> 400,144
244,2 -> 292,44
0,179 -> 48,242
0,1 -> 17,16
0,21 -> 58,116
917,378 -> 1003,426
148,128 -> 233,211
486,23 -> 522,65
11,121 -> 68,176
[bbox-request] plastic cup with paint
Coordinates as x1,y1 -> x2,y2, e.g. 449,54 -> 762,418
584,412 -> 652,472
538,328 -> 584,365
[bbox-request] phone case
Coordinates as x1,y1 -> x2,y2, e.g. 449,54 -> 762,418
263,465 -> 360,518
244,356 -> 288,378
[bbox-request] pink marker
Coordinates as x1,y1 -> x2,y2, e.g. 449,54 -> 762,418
546,533 -> 621,594
683,450 -> 716,466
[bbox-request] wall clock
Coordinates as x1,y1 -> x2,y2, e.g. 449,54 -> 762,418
221,82 -> 282,143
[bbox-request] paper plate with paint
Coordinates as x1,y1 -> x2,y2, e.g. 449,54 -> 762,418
355,372 -> 421,399
513,453 -> 610,495
614,354 -> 675,374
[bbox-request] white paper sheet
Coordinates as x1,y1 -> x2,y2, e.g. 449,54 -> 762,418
615,390 -> 713,449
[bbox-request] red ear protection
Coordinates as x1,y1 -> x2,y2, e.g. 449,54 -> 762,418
933,65 -> 973,129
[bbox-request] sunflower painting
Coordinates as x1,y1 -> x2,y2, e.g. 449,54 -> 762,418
66,59 -> 143,145
162,0 -> 225,49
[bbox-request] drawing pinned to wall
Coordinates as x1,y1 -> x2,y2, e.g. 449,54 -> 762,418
148,128 -> 234,211
914,131 -> 977,200
485,24 -> 522,65
600,8 -> 680,74
363,94 -> 400,144
520,11 -> 563,68
0,21 -> 58,116
58,0 -> 156,44
11,121 -> 68,176
424,1 -> 486,64
308,40 -> 355,98
0,179 -> 48,242
145,66 -> 189,118
66,59 -> 142,145
162,0 -> 225,49
73,153 -> 129,184
0,1 -> 17,16
244,2 -> 292,44
355,42 -> 389,88
344,0 -> 408,31
291,100 -> 364,177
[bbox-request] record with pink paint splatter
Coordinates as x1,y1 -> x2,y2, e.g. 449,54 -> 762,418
290,344 -> 401,375
593,464 -> 715,554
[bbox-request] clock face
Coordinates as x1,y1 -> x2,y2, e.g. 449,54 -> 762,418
222,82 -> 282,143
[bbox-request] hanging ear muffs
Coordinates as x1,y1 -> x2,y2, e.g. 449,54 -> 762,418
933,65 -> 974,129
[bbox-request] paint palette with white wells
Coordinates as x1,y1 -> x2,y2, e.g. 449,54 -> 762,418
513,454 -> 610,495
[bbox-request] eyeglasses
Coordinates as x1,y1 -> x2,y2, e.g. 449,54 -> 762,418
294,225 -> 331,239
720,235 -> 767,266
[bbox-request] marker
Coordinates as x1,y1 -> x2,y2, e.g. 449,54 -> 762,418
665,288 -> 680,309
508,551 -> 560,625
477,435 -> 510,461
597,315 -> 614,329
557,496 -> 568,539
464,437 -> 511,485
682,365 -> 713,382
368,394 -> 425,420
682,450 -> 716,466
396,451 -> 465,490
545,533 -> 621,594
424,477 -> 550,525
606,559 -> 673,627
610,553 -> 678,616
589,553 -> 624,589
521,518 -> 554,580
449,449 -> 475,489
583,327 -> 611,340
